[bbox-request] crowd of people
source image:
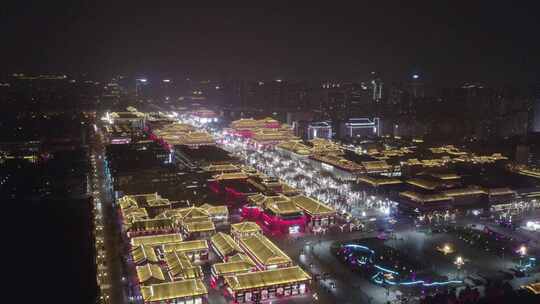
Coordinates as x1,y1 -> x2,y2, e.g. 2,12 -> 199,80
421,282 -> 538,304
446,225 -> 520,258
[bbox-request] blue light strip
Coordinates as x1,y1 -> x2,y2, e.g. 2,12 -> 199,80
344,244 -> 375,253
376,278 -> 463,287
374,264 -> 399,275
344,243 -> 463,288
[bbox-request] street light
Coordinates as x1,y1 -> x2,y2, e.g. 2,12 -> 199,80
454,256 -> 465,279
437,243 -> 454,255
517,245 -> 527,267
517,245 -> 527,257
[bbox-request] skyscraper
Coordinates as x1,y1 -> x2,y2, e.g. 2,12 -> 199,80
532,83 -> 540,133
371,78 -> 383,102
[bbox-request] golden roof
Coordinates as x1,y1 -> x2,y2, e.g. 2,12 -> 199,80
231,118 -> 264,129
248,193 -> 302,215
227,253 -> 254,263
165,251 -> 192,270
129,218 -> 174,231
406,178 -> 440,190
311,154 -> 362,171
430,173 -> 461,180
400,191 -> 452,204
162,240 -> 209,253
291,195 -> 335,216
122,206 -> 148,218
276,140 -> 312,155
251,130 -> 298,142
124,213 -> 149,226
211,232 -> 243,257
247,193 -> 290,207
132,245 -> 159,264
165,251 -> 203,280
140,279 -> 207,302
231,221 -> 262,234
136,263 -> 166,284
404,158 -> 423,166
511,164 -> 540,179
172,207 -> 210,222
213,172 -> 249,180
199,204 -> 229,217
266,200 -> 302,215
157,123 -> 195,133
357,175 -> 402,187
156,126 -> 215,145
488,188 -> 516,196
212,260 -> 254,276
183,220 -> 216,233
240,235 -> 291,266
361,160 -> 392,172
309,138 -> 343,154
118,196 -> 138,210
130,233 -> 183,247
122,206 -> 149,225
281,183 -> 300,195
225,266 -> 311,291
261,178 -> 282,187
146,197 -> 172,207
203,163 -> 240,172
442,187 -> 486,197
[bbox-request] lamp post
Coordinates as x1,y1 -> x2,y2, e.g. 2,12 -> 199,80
517,245 -> 527,267
454,256 -> 464,279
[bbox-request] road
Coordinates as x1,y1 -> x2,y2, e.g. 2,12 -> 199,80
90,125 -> 127,304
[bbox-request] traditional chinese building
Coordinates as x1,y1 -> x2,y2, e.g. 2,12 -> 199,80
161,240 -> 210,262
238,234 -> 292,270
244,193 -> 307,234
223,266 -> 311,303
230,221 -> 262,241
210,232 -> 244,261
139,279 -> 208,304
290,195 -> 336,231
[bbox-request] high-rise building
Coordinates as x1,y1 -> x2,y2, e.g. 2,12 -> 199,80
408,74 -> 424,98
307,122 -> 333,140
340,117 -> 381,139
135,77 -> 149,100
532,83 -> 540,133
371,78 -> 383,102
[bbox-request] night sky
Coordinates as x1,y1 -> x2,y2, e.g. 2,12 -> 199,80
3,1 -> 540,84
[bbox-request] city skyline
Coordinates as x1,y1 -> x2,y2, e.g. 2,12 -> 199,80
3,1 -> 540,85
3,2 -> 540,304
